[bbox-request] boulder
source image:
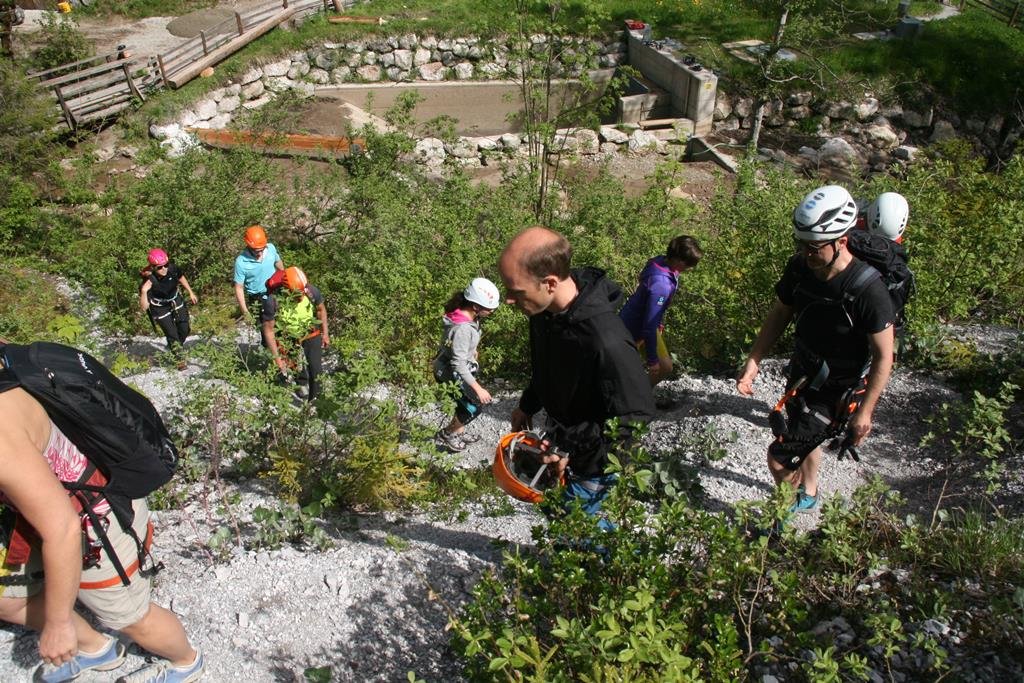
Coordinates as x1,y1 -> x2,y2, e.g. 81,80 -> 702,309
893,145 -> 917,162
194,99 -> 218,119
598,54 -> 623,67
421,36 -> 438,49
713,91 -> 732,121
239,67 -> 263,85
242,96 -> 272,110
331,67 -> 351,84
393,49 -> 414,71
454,62 -> 474,79
398,33 -> 417,50
262,59 -> 290,78
307,68 -> 330,84
314,52 -> 335,70
356,65 -> 382,82
575,129 -> 600,154
901,108 -> 933,128
217,96 -> 242,113
286,62 -> 310,80
599,126 -> 629,144
787,91 -> 812,106
864,121 -> 900,149
207,113 -> 232,129
599,142 -> 619,155
294,82 -> 315,99
266,77 -> 297,93
380,51 -> 396,68
786,105 -> 811,120
930,119 -> 957,142
385,67 -> 405,82
479,62 -> 504,78
415,137 -> 446,164
413,47 -> 431,66
362,51 -> 378,66
627,129 -> 661,153
149,123 -> 181,140
179,110 -> 199,127
733,97 -> 753,118
475,137 -> 499,151
418,62 -> 447,81
854,97 -> 879,121
161,134 -> 199,159
446,137 -> 479,159
499,133 -> 521,150
817,137 -> 860,167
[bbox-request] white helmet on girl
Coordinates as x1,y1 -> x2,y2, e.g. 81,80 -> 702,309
464,277 -> 501,310
866,192 -> 909,242
793,185 -> 859,241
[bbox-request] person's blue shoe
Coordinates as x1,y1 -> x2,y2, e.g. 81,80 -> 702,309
116,650 -> 204,683
35,635 -> 125,682
789,487 -> 818,513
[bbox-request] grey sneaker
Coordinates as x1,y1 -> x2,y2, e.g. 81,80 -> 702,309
459,431 -> 481,444
35,636 -> 125,682
434,428 -> 466,453
116,650 -> 204,683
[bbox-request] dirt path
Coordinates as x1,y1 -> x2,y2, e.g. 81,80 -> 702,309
14,0 -> 269,57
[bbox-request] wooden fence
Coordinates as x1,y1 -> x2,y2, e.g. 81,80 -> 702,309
959,0 -> 1024,27
27,47 -> 158,129
32,0 -> 346,129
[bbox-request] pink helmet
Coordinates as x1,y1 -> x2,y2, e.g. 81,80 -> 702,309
147,249 -> 169,266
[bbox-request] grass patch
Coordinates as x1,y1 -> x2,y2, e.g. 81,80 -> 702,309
0,260 -> 82,344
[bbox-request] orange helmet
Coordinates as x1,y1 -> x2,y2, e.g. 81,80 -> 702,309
244,225 -> 268,249
493,431 -> 565,503
283,266 -> 308,291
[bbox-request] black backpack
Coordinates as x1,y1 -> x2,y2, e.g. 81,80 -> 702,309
0,342 -> 179,586
845,231 -> 915,331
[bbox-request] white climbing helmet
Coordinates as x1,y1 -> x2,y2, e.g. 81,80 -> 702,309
464,277 -> 501,310
793,185 -> 859,242
866,192 -> 909,242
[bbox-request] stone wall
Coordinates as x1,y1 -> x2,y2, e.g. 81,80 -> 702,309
149,32 -> 692,163
713,90 -> 1020,173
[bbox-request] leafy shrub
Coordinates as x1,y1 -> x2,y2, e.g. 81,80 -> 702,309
0,261 -> 81,344
31,12 -> 94,73
0,62 -> 57,177
452,444 -> 1023,680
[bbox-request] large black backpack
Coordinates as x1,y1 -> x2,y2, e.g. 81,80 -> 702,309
0,342 -> 178,585
845,231 -> 915,331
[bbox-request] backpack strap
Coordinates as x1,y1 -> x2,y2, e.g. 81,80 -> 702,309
840,259 -> 882,304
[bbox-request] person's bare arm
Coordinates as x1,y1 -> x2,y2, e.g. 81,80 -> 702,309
0,408 -> 81,665
234,283 -> 248,316
316,302 -> 329,348
848,326 -> 895,445
139,280 -> 152,312
178,275 -> 198,305
736,299 -> 794,395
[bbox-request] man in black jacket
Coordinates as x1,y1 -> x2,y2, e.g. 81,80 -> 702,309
498,226 -> 655,526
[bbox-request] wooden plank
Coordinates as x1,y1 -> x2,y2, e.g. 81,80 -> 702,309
37,57 -> 141,88
191,128 -> 366,157
122,62 -> 145,102
327,15 -> 381,24
27,52 -> 115,81
235,11 -> 245,35
76,98 -> 136,125
57,69 -> 131,98
166,7 -> 297,88
53,85 -> 76,130
638,117 -> 686,128
64,82 -> 133,112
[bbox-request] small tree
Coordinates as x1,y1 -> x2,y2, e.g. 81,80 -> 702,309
31,11 -> 93,72
508,0 -> 622,223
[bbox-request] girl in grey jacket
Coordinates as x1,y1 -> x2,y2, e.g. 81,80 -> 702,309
432,278 -> 500,452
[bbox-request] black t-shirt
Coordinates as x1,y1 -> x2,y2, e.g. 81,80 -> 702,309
775,254 -> 894,379
146,263 -> 184,302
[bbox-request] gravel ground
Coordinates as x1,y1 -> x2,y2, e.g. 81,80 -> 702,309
1,322 -> 1020,682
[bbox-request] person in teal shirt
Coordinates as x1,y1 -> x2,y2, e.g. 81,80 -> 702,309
233,225 -> 283,347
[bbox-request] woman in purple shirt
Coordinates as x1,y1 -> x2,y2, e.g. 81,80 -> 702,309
619,235 -> 703,386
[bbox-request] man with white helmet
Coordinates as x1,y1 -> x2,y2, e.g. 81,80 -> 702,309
736,185 -> 895,517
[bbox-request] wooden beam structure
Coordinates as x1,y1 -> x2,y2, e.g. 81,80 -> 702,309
166,7 -> 297,88
190,128 -> 366,158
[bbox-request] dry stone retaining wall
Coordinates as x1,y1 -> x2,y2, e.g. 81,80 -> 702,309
151,33 -> 672,163
713,90 -> 1021,173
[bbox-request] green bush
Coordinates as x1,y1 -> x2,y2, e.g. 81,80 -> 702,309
452,448 -> 1024,680
0,62 -> 58,177
31,12 -> 94,73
